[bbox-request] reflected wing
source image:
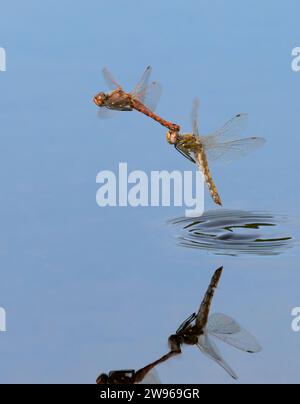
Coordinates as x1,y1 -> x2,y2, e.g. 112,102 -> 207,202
208,313 -> 241,334
130,66 -> 162,111
197,333 -> 238,380
102,67 -> 122,90
138,369 -> 161,384
201,136 -> 266,164
191,98 -> 200,136
207,313 -> 262,353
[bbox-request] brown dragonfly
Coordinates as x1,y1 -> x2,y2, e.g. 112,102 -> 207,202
166,100 -> 265,206
96,351 -> 176,384
168,267 -> 261,380
93,66 -> 180,132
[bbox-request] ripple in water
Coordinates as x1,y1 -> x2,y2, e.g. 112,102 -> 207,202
170,210 -> 295,256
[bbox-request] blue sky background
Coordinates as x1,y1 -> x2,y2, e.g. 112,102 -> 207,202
0,0 -> 300,384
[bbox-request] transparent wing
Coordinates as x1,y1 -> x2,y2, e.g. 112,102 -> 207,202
201,136 -> 266,164
130,66 -> 162,111
207,113 -> 248,142
138,369 -> 161,384
131,65 -> 152,98
139,81 -> 162,111
102,67 -> 122,90
197,333 -> 238,380
207,313 -> 262,353
191,98 -> 200,136
207,313 -> 241,334
97,107 -> 117,119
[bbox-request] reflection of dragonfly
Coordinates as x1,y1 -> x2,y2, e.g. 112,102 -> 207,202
166,99 -> 265,206
96,352 -> 174,384
168,267 -> 261,380
93,66 -> 180,132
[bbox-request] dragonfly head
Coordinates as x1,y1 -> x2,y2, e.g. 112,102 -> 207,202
96,373 -> 109,384
93,92 -> 107,107
166,131 -> 178,145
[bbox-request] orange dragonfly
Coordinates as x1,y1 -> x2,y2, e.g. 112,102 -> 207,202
168,267 -> 261,380
93,66 -> 180,132
167,100 -> 265,206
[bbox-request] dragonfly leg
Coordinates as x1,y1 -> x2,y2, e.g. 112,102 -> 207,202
175,144 -> 196,164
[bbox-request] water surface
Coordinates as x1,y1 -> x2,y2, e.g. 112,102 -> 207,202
170,210 -> 295,256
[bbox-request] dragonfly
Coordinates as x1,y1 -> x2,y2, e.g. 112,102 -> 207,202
166,99 -> 266,206
93,66 -> 180,132
96,352 -> 174,384
168,267 -> 262,380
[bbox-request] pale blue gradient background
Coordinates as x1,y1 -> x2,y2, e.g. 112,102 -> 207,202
0,0 -> 299,384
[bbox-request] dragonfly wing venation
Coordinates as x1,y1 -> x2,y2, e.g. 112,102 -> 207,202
140,81 -> 162,112
208,113 -> 248,141
201,136 -> 266,164
191,98 -> 200,136
207,313 -> 262,353
102,67 -> 122,90
97,107 -> 117,119
131,66 -> 152,98
197,333 -> 238,380
130,66 -> 162,112
207,313 -> 241,334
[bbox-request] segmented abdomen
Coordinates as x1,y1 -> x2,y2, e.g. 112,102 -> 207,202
195,148 -> 222,206
132,100 -> 180,132
196,267 -> 223,330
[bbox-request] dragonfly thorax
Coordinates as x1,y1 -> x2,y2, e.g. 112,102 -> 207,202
177,134 -> 200,151
182,333 -> 200,346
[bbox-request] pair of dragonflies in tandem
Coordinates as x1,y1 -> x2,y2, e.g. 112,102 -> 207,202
96,267 -> 261,384
94,66 -> 266,206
